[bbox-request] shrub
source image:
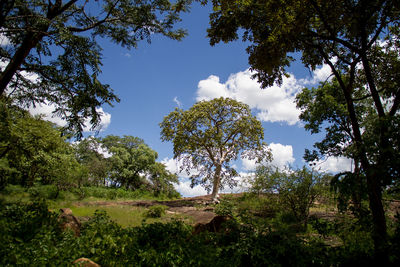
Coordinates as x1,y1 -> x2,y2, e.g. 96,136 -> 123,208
215,198 -> 235,217
145,205 -> 167,218
27,185 -> 59,200
2,184 -> 25,195
251,165 -> 330,230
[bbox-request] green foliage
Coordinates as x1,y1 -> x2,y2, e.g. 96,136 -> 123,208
100,135 -> 180,197
207,0 -> 400,259
149,162 -> 180,198
2,200 -> 400,266
251,166 -> 330,229
160,97 -> 270,199
145,205 -> 168,218
73,137 -> 110,187
214,197 -> 236,217
0,0 -> 190,136
28,184 -> 59,200
0,200 -> 76,266
72,186 -> 159,201
102,135 -> 158,190
0,104 -> 87,190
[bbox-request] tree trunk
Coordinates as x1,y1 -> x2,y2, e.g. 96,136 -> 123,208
324,54 -> 388,264
365,168 -> 388,264
211,164 -> 222,202
359,44 -> 389,264
0,31 -> 45,96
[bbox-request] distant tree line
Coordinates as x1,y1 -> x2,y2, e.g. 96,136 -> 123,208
0,102 -> 179,198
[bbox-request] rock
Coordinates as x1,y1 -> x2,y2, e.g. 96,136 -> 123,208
73,258 -> 100,267
59,208 -> 81,236
193,215 -> 231,235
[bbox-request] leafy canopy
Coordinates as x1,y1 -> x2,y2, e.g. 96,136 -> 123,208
101,135 -> 179,195
0,0 -> 189,136
160,97 -> 270,193
0,102 -> 86,189
206,0 -> 399,260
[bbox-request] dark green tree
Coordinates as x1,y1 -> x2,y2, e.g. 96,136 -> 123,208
0,102 -> 86,189
101,135 -> 158,190
206,0 -> 399,260
148,162 -> 179,198
73,137 -> 110,186
160,97 -> 269,201
0,0 -> 189,136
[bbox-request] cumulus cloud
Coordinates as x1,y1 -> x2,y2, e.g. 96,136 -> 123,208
161,157 -> 200,179
161,157 -> 209,197
242,142 -> 295,171
313,156 -> 353,173
29,102 -> 112,132
196,65 -> 332,125
174,180 -> 208,197
300,63 -> 333,85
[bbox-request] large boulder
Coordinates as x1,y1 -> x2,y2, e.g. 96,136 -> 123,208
72,258 -> 100,267
59,208 -> 81,236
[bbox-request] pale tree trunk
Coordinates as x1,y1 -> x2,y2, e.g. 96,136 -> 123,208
211,164 -> 222,202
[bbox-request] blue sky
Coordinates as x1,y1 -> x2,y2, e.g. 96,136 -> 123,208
27,3 -> 352,196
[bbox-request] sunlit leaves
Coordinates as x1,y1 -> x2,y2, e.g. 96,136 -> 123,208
160,97 -> 269,194
0,0 -> 190,137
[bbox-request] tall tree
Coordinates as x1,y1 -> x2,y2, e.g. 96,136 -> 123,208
73,137 -> 110,186
206,0 -> 399,261
0,102 -> 86,189
148,162 -> 180,198
101,135 -> 158,190
160,97 -> 269,201
0,0 -> 189,136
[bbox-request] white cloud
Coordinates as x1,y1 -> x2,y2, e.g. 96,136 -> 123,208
162,157 -> 181,175
161,157 -> 201,179
301,64 -> 333,85
242,142 -> 295,170
123,52 -> 131,58
313,156 -> 353,173
29,102 -> 111,132
174,180 -> 208,197
196,65 -> 332,125
162,157 -> 251,196
173,96 -> 182,108
0,33 -> 10,46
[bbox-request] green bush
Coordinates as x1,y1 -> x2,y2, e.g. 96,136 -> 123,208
28,185 -> 59,200
145,205 -> 167,218
2,184 -> 25,195
2,200 -> 397,266
215,198 -> 235,217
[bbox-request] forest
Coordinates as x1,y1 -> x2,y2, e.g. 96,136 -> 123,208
1,0 -> 400,266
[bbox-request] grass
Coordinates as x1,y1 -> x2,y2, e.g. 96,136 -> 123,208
69,204 -> 188,228
0,185 -> 189,228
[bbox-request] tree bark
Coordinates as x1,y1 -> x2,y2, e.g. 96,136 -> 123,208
323,53 -> 388,263
211,164 -> 222,202
365,168 -> 388,264
0,30 -> 45,96
359,41 -> 389,264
